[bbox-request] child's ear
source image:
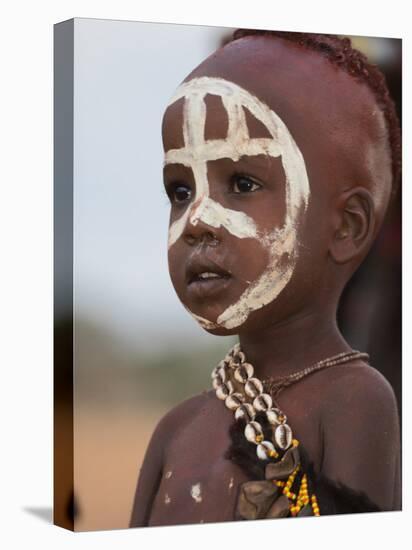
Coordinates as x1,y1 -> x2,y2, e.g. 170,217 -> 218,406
329,187 -> 376,264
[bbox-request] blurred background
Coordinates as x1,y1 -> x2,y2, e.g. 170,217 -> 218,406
54,19 -> 401,531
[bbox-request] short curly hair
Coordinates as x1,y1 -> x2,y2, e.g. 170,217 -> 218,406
231,29 -> 401,198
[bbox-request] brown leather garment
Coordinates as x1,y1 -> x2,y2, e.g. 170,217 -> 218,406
236,445 -> 307,520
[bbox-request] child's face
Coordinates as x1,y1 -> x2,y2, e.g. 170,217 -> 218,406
163,77 -> 309,333
162,37 -> 387,335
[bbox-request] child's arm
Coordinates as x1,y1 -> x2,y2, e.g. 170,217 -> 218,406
129,393 -> 206,527
320,364 -> 401,511
129,413 -> 167,527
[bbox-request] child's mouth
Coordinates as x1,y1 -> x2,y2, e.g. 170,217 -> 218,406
186,256 -> 232,298
188,272 -> 232,298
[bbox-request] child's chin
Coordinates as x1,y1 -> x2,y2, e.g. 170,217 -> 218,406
201,324 -> 238,337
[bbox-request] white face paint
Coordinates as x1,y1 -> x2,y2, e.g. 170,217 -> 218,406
165,77 -> 310,330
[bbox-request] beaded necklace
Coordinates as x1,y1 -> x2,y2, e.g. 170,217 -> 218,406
211,344 -> 369,518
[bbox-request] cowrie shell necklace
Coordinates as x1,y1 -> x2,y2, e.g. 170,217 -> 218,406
212,344 -> 369,461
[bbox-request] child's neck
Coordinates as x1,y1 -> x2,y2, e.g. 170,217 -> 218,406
238,306 -> 350,380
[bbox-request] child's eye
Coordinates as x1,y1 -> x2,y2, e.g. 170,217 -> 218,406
168,184 -> 192,203
231,174 -> 262,194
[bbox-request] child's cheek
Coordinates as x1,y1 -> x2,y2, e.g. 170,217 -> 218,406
167,245 -> 186,301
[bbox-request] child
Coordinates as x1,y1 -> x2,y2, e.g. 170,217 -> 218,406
130,30 -> 401,527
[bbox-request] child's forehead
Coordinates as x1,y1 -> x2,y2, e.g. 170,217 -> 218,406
163,36 -> 378,141
162,91 -> 274,152
162,36 -> 390,205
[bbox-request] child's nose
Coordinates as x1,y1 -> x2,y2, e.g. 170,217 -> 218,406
183,197 -> 220,246
189,196 -> 207,225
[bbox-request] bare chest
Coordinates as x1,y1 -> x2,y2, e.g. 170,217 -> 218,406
148,400 -> 249,526
148,388 -> 322,527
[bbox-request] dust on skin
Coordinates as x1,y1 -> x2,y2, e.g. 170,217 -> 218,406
165,77 -> 310,331
190,483 -> 203,503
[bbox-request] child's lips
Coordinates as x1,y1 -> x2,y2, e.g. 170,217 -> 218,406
187,274 -> 232,298
186,254 -> 232,298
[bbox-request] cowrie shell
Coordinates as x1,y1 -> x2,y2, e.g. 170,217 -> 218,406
212,376 -> 224,390
211,366 -> 220,379
244,421 -> 263,443
266,409 -> 281,425
253,393 -> 273,411
234,403 -> 255,422
256,441 -> 275,460
225,392 -> 245,410
234,363 -> 254,383
274,423 -> 293,450
216,381 -> 234,400
245,378 -> 263,398
217,364 -> 229,382
233,343 -> 241,352
232,351 -> 246,365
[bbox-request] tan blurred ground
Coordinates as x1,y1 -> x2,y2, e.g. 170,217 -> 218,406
74,403 -> 168,531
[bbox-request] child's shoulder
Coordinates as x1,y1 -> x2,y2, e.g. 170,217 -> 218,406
319,361 -> 398,418
317,361 -> 400,466
153,389 -> 217,441
316,361 -> 400,510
